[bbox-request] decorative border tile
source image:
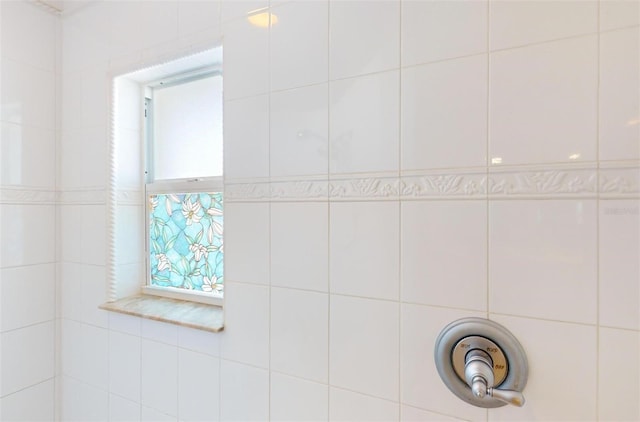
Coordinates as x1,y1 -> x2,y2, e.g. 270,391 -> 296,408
329,177 -> 399,201
57,188 -> 142,205
600,167 -> 640,198
488,167 -> 598,199
0,187 -> 56,204
401,172 -> 487,199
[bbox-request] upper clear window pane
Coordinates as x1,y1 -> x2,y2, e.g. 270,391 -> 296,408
152,74 -> 223,180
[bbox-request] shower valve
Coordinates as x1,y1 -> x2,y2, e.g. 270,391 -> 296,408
434,318 -> 528,408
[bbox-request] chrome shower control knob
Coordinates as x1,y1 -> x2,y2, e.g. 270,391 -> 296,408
463,348 -> 526,407
464,349 -> 494,398
434,318 -> 529,408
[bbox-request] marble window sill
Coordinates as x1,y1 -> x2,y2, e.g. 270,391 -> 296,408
100,294 -> 224,333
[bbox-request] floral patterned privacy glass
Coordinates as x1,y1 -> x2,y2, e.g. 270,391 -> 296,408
149,192 -> 223,295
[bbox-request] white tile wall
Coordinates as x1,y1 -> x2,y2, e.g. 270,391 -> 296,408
270,287 -> 328,382
330,295 -> 399,401
270,202 -> 328,292
270,372 -> 328,422
401,54 -> 487,170
401,201 -> 487,311
329,0 -> 399,80
489,0 -> 597,50
270,1 -> 328,91
330,201 -> 399,300
0,1 -> 634,421
489,200 -> 598,324
490,36 -> 598,166
329,387 -> 399,422
599,27 -> 640,161
401,0 -> 487,67
329,70 -> 400,174
0,379 -> 55,422
270,85 -> 329,177
178,349 -> 220,422
599,199 -> 640,330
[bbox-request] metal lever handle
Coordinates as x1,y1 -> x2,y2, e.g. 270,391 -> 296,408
488,388 -> 525,407
464,349 -> 526,407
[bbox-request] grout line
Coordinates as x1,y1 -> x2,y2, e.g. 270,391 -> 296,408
595,2 -> 602,419
0,377 -> 57,400
267,4 -> 273,420
486,0 -> 491,324
327,1 -> 333,418
397,1 -> 403,419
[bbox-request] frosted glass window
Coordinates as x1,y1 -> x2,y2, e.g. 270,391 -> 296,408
152,75 -> 223,180
149,192 -> 224,295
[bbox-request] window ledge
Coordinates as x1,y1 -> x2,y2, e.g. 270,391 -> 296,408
99,294 -> 224,333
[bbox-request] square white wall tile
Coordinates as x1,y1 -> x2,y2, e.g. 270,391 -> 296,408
109,394 -> 141,422
141,339 -> 178,417
109,331 -> 141,403
79,266 -> 109,328
270,84 -> 329,178
270,1 -> 328,91
60,126 -> 108,189
270,288 -> 328,383
401,201 -> 487,311
224,95 -> 270,180
61,377 -> 109,422
1,322 -> 54,396
401,405 -> 466,422
62,321 -> 109,390
60,204 -> 106,266
0,1 -> 56,71
221,0 -> 268,24
1,264 -> 55,331
79,324 -> 109,390
141,319 -> 178,346
220,360 -> 269,422
141,406 -> 177,422
0,59 -> 55,130
330,295 -> 399,401
109,312 -> 142,337
270,372 -> 328,422
61,319 -> 83,380
599,199 -> 640,330
598,327 -> 640,422
0,124 -> 56,188
1,204 -> 55,267
401,0 -> 487,66
600,0 -> 640,31
222,17 -> 269,100
177,1 -> 222,38
330,70 -> 399,174
401,54 -> 487,171
108,1 -> 178,56
271,202 -> 328,292
400,304 -> 486,421
490,36 -> 597,166
0,379 -> 55,422
599,27 -> 640,161
178,349 -> 220,422
220,282 -> 270,368
178,325 -> 221,357
224,202 -> 269,285
329,0 -> 399,80
489,0 -> 597,50
81,66 -> 110,127
488,315 -> 597,421
329,387 -> 399,422
489,200 -> 597,324
330,202 -> 399,300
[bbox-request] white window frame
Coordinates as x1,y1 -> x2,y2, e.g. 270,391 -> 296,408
141,71 -> 224,307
